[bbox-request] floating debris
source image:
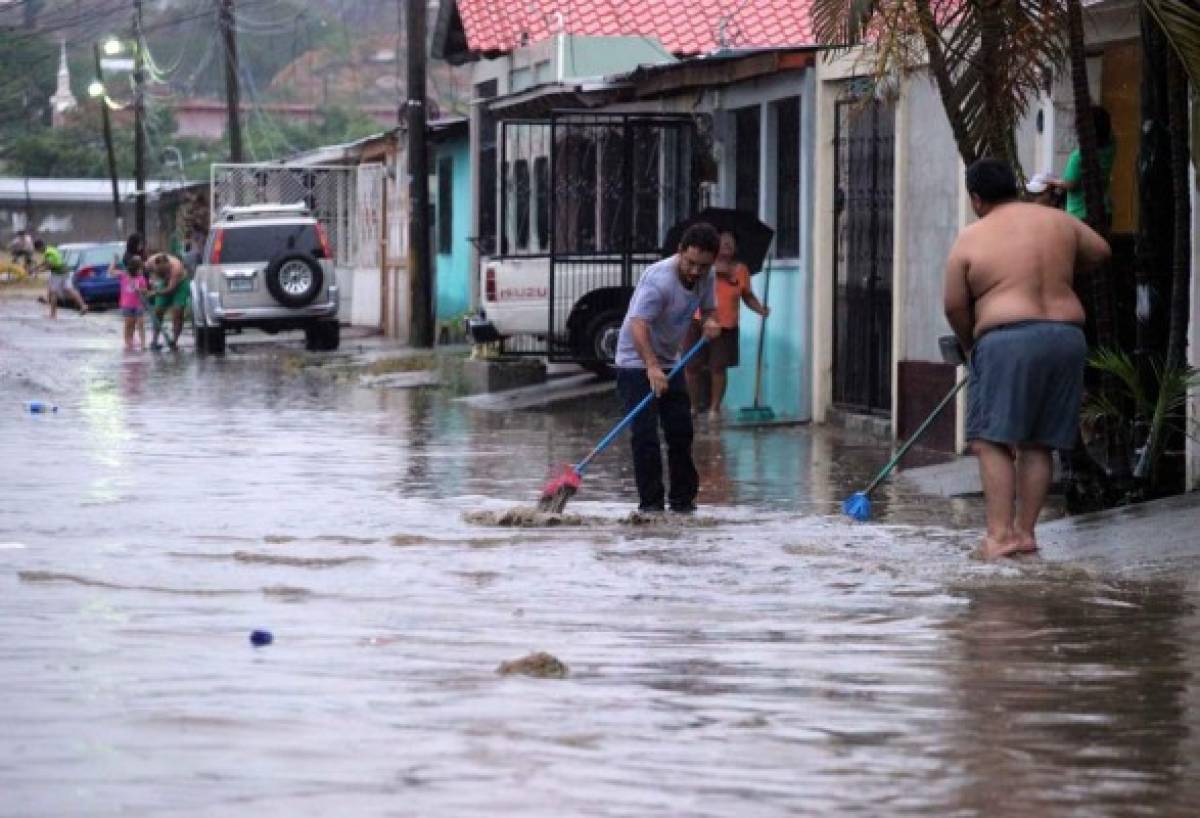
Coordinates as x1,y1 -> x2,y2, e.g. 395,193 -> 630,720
497,651 -> 568,679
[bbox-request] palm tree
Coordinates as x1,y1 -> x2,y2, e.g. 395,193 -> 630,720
810,0 -> 1068,169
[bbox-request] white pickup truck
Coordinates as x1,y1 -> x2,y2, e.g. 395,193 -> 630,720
466,255 -> 640,377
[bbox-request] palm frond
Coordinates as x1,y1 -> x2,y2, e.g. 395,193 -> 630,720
810,0 -> 881,49
1088,347 -> 1149,411
808,0 -> 1069,166
1080,394 -> 1126,428
1144,0 -> 1200,88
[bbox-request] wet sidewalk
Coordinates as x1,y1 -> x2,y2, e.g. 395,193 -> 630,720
1038,491 -> 1200,574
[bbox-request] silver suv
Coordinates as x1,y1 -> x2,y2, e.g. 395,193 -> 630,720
191,203 -> 340,355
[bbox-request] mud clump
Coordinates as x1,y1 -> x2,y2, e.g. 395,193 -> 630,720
261,584 -> 313,602
497,651 -> 568,679
465,506 -> 725,529
463,507 -> 590,528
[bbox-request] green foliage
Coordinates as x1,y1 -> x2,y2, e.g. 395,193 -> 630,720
4,126 -> 109,177
0,28 -> 59,138
239,105 -> 386,161
2,103 -> 220,181
1082,347 -> 1200,491
1144,0 -> 1200,88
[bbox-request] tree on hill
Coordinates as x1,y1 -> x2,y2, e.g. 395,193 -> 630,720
0,28 -> 59,137
238,105 -> 388,161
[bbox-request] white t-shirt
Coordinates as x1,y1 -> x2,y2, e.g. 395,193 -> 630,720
614,255 -> 714,369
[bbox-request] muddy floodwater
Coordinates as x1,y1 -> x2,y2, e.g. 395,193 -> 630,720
3,298 -> 1200,817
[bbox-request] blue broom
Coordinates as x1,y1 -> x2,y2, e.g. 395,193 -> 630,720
842,376 -> 969,521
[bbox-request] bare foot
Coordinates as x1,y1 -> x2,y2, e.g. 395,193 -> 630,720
1012,531 -> 1038,553
708,410 -> 722,424
979,534 -> 1028,560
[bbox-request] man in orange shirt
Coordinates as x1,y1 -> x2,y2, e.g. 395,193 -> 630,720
683,230 -> 770,422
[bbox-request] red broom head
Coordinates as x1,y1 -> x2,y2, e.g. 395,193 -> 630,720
540,465 -> 581,498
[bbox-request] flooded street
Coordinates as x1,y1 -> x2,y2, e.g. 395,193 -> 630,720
3,296 -> 1200,817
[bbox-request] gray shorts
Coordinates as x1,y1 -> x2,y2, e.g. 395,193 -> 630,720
966,320 -> 1087,450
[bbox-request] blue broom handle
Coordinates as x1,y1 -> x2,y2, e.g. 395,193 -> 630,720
575,337 -> 709,475
863,375 -> 969,495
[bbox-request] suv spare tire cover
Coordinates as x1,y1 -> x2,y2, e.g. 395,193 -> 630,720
265,251 -> 323,308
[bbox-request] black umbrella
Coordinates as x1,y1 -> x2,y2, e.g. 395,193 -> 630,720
661,207 -> 775,273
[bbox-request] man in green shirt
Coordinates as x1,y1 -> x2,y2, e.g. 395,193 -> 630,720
36,239 -> 87,318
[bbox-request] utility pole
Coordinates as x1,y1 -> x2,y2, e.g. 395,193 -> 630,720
407,0 -> 433,346
93,43 -> 124,240
218,0 -> 243,162
133,0 -> 146,238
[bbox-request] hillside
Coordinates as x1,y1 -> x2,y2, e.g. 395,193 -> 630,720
2,0 -> 469,120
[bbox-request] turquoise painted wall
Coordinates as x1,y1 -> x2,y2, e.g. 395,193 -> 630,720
721,262 -> 810,422
713,72 -> 816,423
434,134 -> 472,322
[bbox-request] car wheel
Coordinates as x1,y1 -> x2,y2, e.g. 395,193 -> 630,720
265,252 -> 323,309
579,309 -> 623,379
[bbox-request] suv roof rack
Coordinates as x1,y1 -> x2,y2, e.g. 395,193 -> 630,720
218,202 -> 312,222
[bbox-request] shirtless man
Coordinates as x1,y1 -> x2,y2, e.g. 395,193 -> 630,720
944,158 -> 1110,559
148,253 -> 190,349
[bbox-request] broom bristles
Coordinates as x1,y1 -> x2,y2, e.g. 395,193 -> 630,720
537,466 -> 582,513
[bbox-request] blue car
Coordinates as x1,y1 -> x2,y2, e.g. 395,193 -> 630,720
60,242 -> 125,306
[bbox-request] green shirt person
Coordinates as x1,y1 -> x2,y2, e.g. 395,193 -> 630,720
1061,143 -> 1115,220
1052,106 -> 1115,223
40,244 -> 65,275
34,239 -> 87,317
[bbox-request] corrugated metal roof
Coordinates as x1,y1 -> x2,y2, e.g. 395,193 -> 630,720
0,178 -> 190,203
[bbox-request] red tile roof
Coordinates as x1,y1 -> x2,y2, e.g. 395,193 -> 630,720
451,0 -> 814,58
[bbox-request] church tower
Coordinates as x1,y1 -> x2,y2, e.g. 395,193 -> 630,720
50,41 -> 78,127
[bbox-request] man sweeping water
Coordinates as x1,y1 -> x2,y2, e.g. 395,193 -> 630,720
616,223 -> 722,514
943,158 -> 1110,559
537,223 -> 720,515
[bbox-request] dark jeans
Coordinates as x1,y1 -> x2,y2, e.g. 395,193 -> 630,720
615,367 -> 698,511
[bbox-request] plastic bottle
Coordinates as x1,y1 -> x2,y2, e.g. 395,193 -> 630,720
25,401 -> 58,414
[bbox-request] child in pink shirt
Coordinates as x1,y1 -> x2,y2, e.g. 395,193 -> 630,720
116,255 -> 148,350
